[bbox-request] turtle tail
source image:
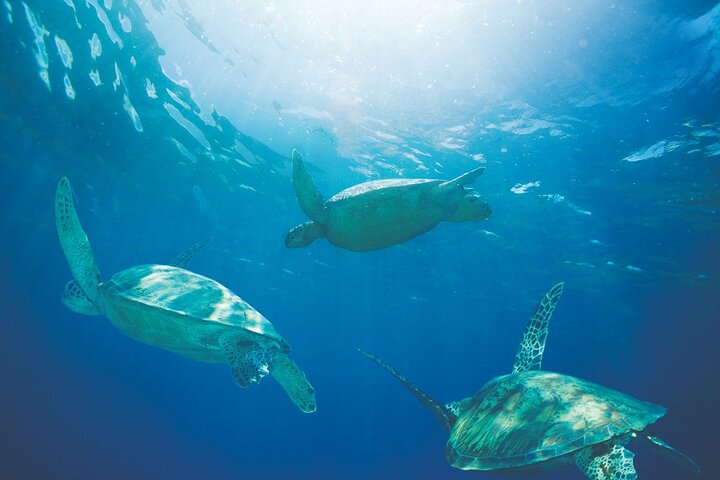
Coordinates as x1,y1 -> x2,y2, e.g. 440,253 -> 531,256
55,178 -> 103,312
358,348 -> 456,432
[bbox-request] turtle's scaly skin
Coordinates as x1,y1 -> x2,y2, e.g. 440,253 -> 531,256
446,371 -> 665,472
102,264 -> 289,362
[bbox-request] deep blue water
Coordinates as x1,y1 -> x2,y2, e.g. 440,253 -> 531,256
1,1 -> 719,479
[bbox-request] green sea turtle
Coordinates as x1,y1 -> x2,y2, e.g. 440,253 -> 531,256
56,177 -> 316,413
360,283 -> 699,478
285,150 -> 491,251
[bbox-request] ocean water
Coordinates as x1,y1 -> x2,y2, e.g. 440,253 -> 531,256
1,1 -> 719,479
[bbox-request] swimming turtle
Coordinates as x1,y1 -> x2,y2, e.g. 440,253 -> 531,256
360,283 -> 700,478
56,177 -> 316,413
285,150 -> 491,251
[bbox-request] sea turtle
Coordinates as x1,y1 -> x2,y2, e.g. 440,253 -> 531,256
56,177 -> 316,413
360,283 -> 700,478
285,150 -> 491,251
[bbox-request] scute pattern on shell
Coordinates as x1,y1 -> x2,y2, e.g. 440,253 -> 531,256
104,264 -> 286,346
446,371 -> 665,471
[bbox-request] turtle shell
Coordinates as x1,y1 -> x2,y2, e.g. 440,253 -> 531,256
328,178 -> 439,203
100,264 -> 289,361
446,371 -> 665,472
324,179 -> 450,251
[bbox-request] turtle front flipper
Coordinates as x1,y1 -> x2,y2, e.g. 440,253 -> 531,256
62,280 -> 102,315
291,149 -> 329,224
221,334 -> 272,387
55,178 -> 103,312
575,444 -> 637,480
512,282 -> 564,373
269,352 -> 316,413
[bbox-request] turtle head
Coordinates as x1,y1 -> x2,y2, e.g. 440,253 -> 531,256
284,221 -> 326,248
446,193 -> 492,222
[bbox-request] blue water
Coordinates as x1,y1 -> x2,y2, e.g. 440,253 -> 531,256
1,1 -> 719,479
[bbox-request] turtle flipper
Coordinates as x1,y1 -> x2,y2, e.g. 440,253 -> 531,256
169,239 -> 209,269
358,348 -> 456,431
221,335 -> 272,387
55,178 -> 103,311
575,444 -> 637,480
269,352 -> 316,413
439,166 -> 485,189
512,282 -> 564,373
641,434 -> 701,475
62,280 -> 102,315
291,149 -> 328,224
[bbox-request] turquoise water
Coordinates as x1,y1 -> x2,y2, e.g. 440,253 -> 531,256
1,1 -> 718,478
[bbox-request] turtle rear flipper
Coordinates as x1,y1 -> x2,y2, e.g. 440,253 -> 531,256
575,444 -> 637,480
269,352 -> 316,413
291,149 -> 329,224
641,434 -> 701,474
55,178 -> 103,311
62,280 -> 102,315
358,348 -> 456,431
